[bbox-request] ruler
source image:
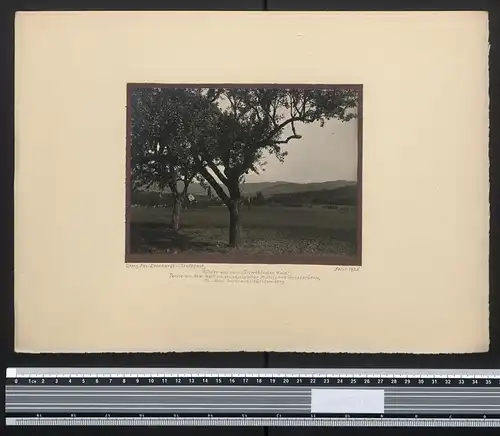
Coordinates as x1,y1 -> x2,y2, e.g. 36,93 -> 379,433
6,368 -> 500,427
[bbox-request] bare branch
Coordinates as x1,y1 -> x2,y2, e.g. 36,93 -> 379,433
206,161 -> 229,186
266,116 -> 302,141
275,134 -> 302,144
198,163 -> 230,206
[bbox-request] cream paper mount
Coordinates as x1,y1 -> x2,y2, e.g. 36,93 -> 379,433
14,11 -> 490,353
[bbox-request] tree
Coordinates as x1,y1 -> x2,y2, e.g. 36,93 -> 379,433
193,88 -> 359,247
130,87 -> 219,230
254,190 -> 265,205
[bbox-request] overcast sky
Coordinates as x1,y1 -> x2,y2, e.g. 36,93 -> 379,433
211,91 -> 359,184
244,117 -> 358,183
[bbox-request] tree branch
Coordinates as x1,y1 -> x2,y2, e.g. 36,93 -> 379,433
206,161 -> 229,186
167,179 -> 180,199
180,176 -> 192,204
300,94 -> 309,117
243,98 -> 263,123
271,101 -> 278,126
275,134 -> 302,144
197,161 -> 230,206
266,116 -> 302,141
227,94 -> 241,120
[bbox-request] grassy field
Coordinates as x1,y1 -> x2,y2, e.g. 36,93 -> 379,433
130,205 -> 358,258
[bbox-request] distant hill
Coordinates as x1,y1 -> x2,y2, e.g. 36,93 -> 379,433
271,185 -> 358,206
141,180 -> 356,196
132,181 -> 358,207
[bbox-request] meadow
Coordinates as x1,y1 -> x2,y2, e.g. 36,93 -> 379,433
130,204 -> 357,258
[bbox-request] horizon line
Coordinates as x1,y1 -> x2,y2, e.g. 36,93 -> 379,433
192,179 -> 357,184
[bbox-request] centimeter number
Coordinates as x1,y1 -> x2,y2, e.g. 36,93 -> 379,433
7,376 -> 500,387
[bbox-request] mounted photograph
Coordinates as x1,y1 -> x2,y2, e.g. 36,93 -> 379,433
126,85 -> 362,265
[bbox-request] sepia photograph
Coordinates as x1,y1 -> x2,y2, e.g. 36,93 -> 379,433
126,85 -> 362,265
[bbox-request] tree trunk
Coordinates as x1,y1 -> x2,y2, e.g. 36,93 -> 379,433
171,197 -> 181,231
181,188 -> 189,210
228,200 -> 242,247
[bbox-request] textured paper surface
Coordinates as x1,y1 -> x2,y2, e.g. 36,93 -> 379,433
15,11 -> 489,353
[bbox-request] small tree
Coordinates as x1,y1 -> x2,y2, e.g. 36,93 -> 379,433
254,191 -> 265,205
131,87 -> 218,230
193,88 -> 359,247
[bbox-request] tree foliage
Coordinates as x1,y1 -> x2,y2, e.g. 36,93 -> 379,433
131,87 -> 219,195
131,87 -> 222,228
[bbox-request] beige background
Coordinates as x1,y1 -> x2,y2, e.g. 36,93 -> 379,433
15,11 -> 490,353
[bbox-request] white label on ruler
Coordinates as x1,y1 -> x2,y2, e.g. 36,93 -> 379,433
310,389 -> 385,414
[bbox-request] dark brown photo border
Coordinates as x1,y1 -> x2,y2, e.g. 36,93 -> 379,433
125,83 -> 363,266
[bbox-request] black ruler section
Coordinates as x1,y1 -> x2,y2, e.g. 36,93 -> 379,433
7,370 -> 500,424
6,376 -> 500,386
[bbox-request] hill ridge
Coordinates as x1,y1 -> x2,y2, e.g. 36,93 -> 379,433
141,180 -> 356,196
